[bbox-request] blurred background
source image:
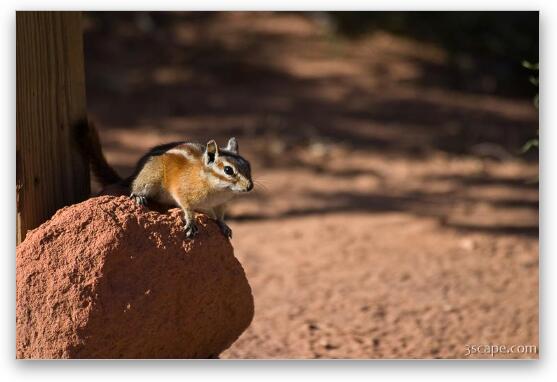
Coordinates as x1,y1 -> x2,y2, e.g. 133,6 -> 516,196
82,12 -> 538,358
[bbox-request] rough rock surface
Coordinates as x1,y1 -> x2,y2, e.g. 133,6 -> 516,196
16,196 -> 254,359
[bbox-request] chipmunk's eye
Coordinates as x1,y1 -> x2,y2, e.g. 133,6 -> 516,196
224,166 -> 235,176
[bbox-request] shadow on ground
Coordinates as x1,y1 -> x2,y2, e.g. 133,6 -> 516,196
82,12 -> 538,359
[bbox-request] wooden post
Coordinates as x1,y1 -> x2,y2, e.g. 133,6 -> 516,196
17,11 -> 89,244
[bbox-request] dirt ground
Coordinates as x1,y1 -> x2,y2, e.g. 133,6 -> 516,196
83,12 -> 539,359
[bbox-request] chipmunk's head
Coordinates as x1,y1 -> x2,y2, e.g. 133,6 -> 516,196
203,138 -> 253,193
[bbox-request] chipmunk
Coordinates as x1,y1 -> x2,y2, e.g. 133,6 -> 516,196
74,119 -> 253,239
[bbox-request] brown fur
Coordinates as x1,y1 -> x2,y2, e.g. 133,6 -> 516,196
209,168 -> 230,182
171,144 -> 203,160
163,153 -> 209,207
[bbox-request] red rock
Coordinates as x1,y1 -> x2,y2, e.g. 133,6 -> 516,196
16,195 -> 254,359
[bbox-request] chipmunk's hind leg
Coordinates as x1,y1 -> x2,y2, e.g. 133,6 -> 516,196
130,157 -> 163,207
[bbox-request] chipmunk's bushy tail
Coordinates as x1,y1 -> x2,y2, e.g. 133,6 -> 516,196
73,118 -> 123,187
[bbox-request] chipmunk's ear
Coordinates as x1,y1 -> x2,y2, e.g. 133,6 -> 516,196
226,137 -> 239,154
204,140 -> 219,165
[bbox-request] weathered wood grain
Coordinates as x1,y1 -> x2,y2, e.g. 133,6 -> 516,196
17,11 -> 89,244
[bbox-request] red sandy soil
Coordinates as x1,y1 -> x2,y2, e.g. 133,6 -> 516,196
83,12 -> 538,358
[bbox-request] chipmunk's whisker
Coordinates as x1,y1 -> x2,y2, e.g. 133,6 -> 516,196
253,179 -> 269,192
253,177 -> 270,185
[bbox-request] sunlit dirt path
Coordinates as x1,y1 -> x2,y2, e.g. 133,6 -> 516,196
84,12 -> 538,358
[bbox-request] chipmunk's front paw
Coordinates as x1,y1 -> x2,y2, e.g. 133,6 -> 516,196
183,221 -> 199,239
130,193 -> 147,206
216,220 -> 233,239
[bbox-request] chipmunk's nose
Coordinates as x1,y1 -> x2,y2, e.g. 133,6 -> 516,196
246,181 -> 254,192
